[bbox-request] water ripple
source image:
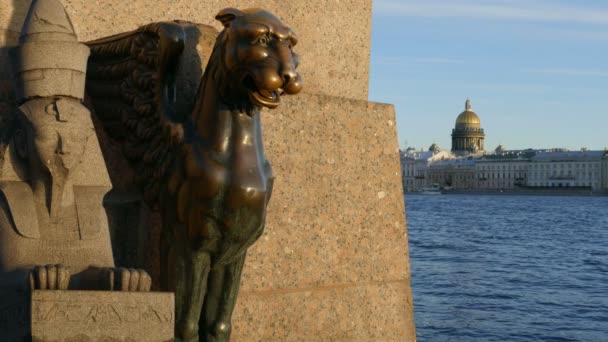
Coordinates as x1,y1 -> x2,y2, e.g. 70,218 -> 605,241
406,194 -> 608,342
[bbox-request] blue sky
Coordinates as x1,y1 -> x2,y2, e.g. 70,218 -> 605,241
369,0 -> 608,151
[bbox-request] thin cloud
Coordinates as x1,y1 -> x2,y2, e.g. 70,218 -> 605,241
373,56 -> 464,67
524,28 -> 608,42
526,68 -> 608,77
374,0 -> 608,25
414,57 -> 464,64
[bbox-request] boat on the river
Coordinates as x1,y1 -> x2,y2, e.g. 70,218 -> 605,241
420,184 -> 442,195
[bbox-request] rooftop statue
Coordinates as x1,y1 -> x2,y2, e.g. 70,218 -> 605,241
85,7 -> 302,341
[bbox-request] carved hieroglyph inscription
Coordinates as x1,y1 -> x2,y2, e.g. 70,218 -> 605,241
33,301 -> 173,324
31,290 -> 174,341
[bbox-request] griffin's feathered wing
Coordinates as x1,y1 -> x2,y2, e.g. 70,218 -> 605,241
85,22 -> 202,206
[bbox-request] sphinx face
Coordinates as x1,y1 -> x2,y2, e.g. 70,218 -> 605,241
19,99 -> 90,181
32,121 -> 87,176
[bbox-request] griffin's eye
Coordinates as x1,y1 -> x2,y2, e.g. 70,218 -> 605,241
254,35 -> 270,47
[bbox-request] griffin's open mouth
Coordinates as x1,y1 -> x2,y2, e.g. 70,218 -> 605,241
243,75 -> 281,108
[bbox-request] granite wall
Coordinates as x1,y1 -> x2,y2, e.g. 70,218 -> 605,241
0,0 -> 371,101
0,1 -> 416,340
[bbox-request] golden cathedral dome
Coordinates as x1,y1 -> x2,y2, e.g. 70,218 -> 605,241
456,111 -> 480,125
451,98 -> 485,154
455,99 -> 480,127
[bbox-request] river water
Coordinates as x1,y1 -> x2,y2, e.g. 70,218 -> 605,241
405,194 -> 608,342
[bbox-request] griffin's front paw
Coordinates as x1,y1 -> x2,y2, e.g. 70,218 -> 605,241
108,268 -> 152,292
29,264 -> 71,290
207,322 -> 231,342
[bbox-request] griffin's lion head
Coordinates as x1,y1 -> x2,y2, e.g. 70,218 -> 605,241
214,8 -> 303,109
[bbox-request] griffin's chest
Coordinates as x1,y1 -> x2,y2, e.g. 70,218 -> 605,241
187,111 -> 272,209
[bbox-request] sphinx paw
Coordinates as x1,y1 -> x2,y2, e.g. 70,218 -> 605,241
29,264 -> 71,290
108,268 -> 151,292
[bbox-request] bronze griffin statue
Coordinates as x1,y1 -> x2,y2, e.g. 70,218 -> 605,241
85,8 -> 302,341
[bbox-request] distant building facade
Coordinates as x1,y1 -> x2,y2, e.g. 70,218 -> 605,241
400,153 -> 415,192
527,150 -> 604,191
427,159 -> 476,189
399,99 -> 608,193
476,158 -> 529,189
602,152 -> 608,191
401,149 -> 607,193
400,147 -> 455,192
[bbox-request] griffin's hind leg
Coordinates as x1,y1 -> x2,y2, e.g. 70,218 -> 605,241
174,249 -> 212,342
200,251 -> 247,342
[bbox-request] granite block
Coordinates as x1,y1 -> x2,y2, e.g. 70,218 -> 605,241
246,93 -> 411,291
0,0 -> 372,101
233,281 -> 416,342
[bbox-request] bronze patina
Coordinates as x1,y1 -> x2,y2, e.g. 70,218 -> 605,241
85,8 -> 302,341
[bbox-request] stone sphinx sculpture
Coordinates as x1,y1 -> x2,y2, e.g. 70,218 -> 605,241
0,0 -> 153,288
0,0 -> 152,338
85,7 -> 302,342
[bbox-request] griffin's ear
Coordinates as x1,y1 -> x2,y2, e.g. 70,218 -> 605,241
215,8 -> 244,27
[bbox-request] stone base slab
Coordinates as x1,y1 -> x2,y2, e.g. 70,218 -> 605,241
31,290 -> 174,342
